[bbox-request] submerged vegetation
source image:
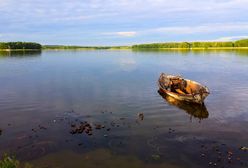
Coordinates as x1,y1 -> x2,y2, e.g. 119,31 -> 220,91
132,39 -> 248,49
0,154 -> 32,168
0,42 -> 41,50
0,154 -> 19,168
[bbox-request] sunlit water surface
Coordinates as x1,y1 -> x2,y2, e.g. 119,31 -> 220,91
0,50 -> 247,168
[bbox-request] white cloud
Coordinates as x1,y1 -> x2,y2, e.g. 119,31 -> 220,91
103,31 -> 137,37
0,0 -> 248,44
142,22 -> 248,35
0,0 -> 9,7
1,0 -> 247,24
214,35 -> 248,41
116,32 -> 137,37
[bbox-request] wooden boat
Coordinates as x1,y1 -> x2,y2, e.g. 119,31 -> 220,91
158,73 -> 209,104
158,90 -> 209,119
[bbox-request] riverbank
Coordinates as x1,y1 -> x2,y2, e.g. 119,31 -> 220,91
42,39 -> 248,50
0,42 -> 42,50
1,47 -> 248,52
1,39 -> 248,51
0,49 -> 42,51
42,45 -> 131,50
132,47 -> 248,50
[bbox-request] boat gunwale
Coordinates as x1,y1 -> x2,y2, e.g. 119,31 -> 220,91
158,74 -> 196,97
158,73 -> 210,103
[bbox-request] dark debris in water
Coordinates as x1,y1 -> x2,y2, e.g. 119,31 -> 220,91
78,143 -> 83,146
198,141 -> 248,167
2,108 -> 247,168
56,109 -> 144,138
31,124 -> 48,134
168,128 -> 176,134
70,121 -> 93,136
69,117 -> 127,136
138,113 -> 144,121
94,123 -> 105,130
38,125 -> 47,130
145,133 -> 248,167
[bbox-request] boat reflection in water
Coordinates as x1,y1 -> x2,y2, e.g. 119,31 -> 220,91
158,89 -> 209,121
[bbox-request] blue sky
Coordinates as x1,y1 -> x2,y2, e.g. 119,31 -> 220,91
0,0 -> 248,45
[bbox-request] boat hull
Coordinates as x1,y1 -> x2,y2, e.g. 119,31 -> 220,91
158,73 -> 209,104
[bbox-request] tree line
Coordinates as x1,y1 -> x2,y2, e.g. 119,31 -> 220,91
132,39 -> 248,49
0,42 -> 42,50
42,45 -> 130,50
1,39 -> 247,50
42,45 -> 111,49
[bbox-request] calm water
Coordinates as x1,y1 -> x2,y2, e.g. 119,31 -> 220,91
0,50 -> 247,168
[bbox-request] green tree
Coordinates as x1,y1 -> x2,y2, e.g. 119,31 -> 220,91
0,42 -> 41,50
234,39 -> 248,47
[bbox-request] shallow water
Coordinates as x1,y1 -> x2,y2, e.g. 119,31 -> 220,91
0,50 -> 247,168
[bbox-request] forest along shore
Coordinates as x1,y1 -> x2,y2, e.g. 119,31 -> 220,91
0,42 -> 42,50
132,39 -> 248,49
0,39 -> 248,50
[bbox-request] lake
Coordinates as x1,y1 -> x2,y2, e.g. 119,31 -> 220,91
0,50 -> 247,168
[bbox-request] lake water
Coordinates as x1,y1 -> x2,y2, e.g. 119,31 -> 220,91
0,50 -> 247,168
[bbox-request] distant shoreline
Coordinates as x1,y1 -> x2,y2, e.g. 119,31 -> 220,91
0,49 -> 41,51
132,47 -> 248,50
1,47 -> 248,51
42,39 -> 248,50
1,39 -> 248,51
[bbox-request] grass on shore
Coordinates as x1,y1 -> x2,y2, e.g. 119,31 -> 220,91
0,154 -> 32,168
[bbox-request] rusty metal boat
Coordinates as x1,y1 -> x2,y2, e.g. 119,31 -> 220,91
158,73 -> 210,104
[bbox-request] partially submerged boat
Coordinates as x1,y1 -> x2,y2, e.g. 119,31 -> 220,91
158,73 -> 210,104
